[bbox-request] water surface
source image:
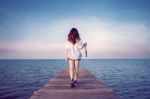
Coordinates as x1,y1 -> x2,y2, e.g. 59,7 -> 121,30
0,59 -> 150,99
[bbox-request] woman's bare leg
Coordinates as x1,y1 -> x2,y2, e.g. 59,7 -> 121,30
74,60 -> 80,81
68,60 -> 75,80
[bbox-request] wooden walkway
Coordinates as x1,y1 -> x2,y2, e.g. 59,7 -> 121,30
29,68 -> 119,99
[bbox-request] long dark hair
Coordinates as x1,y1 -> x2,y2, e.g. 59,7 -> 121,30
68,28 -> 80,45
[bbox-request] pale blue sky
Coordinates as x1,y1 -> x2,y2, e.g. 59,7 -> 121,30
0,0 -> 150,59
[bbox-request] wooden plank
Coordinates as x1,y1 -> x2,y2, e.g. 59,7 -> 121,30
29,67 -> 119,99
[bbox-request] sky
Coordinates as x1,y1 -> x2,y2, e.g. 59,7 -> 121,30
0,0 -> 150,59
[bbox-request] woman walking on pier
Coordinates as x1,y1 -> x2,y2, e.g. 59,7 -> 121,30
65,28 -> 87,87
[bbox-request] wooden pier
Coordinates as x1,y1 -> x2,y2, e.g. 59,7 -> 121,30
29,68 -> 119,99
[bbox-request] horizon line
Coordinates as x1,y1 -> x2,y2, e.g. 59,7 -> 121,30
0,58 -> 149,60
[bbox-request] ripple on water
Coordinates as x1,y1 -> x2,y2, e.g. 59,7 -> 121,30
0,59 -> 150,99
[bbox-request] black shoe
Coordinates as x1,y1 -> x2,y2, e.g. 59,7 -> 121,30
74,80 -> 77,86
71,81 -> 75,87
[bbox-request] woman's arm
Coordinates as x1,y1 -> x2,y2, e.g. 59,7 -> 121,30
85,49 -> 87,57
84,43 -> 87,57
82,42 -> 87,57
65,41 -> 69,61
81,42 -> 87,49
65,49 -> 69,57
65,49 -> 69,61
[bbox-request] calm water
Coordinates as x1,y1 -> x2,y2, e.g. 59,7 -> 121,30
0,59 -> 150,99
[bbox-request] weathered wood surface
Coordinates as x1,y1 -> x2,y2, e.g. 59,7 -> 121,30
29,67 -> 119,99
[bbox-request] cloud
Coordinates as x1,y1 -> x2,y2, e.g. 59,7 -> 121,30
0,16 -> 150,59
50,16 -> 150,58
0,41 -> 65,59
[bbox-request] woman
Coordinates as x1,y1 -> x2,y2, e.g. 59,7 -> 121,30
65,28 -> 87,87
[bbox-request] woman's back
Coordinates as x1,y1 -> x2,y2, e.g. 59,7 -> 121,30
66,39 -> 82,59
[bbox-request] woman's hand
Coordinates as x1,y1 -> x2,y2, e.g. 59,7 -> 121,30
83,42 -> 87,48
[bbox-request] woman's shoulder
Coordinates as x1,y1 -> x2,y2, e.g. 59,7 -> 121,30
66,41 -> 72,45
66,40 -> 70,43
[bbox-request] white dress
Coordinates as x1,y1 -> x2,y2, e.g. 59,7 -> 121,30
66,40 -> 82,60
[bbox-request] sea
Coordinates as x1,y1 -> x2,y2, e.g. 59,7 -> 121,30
0,59 -> 150,99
